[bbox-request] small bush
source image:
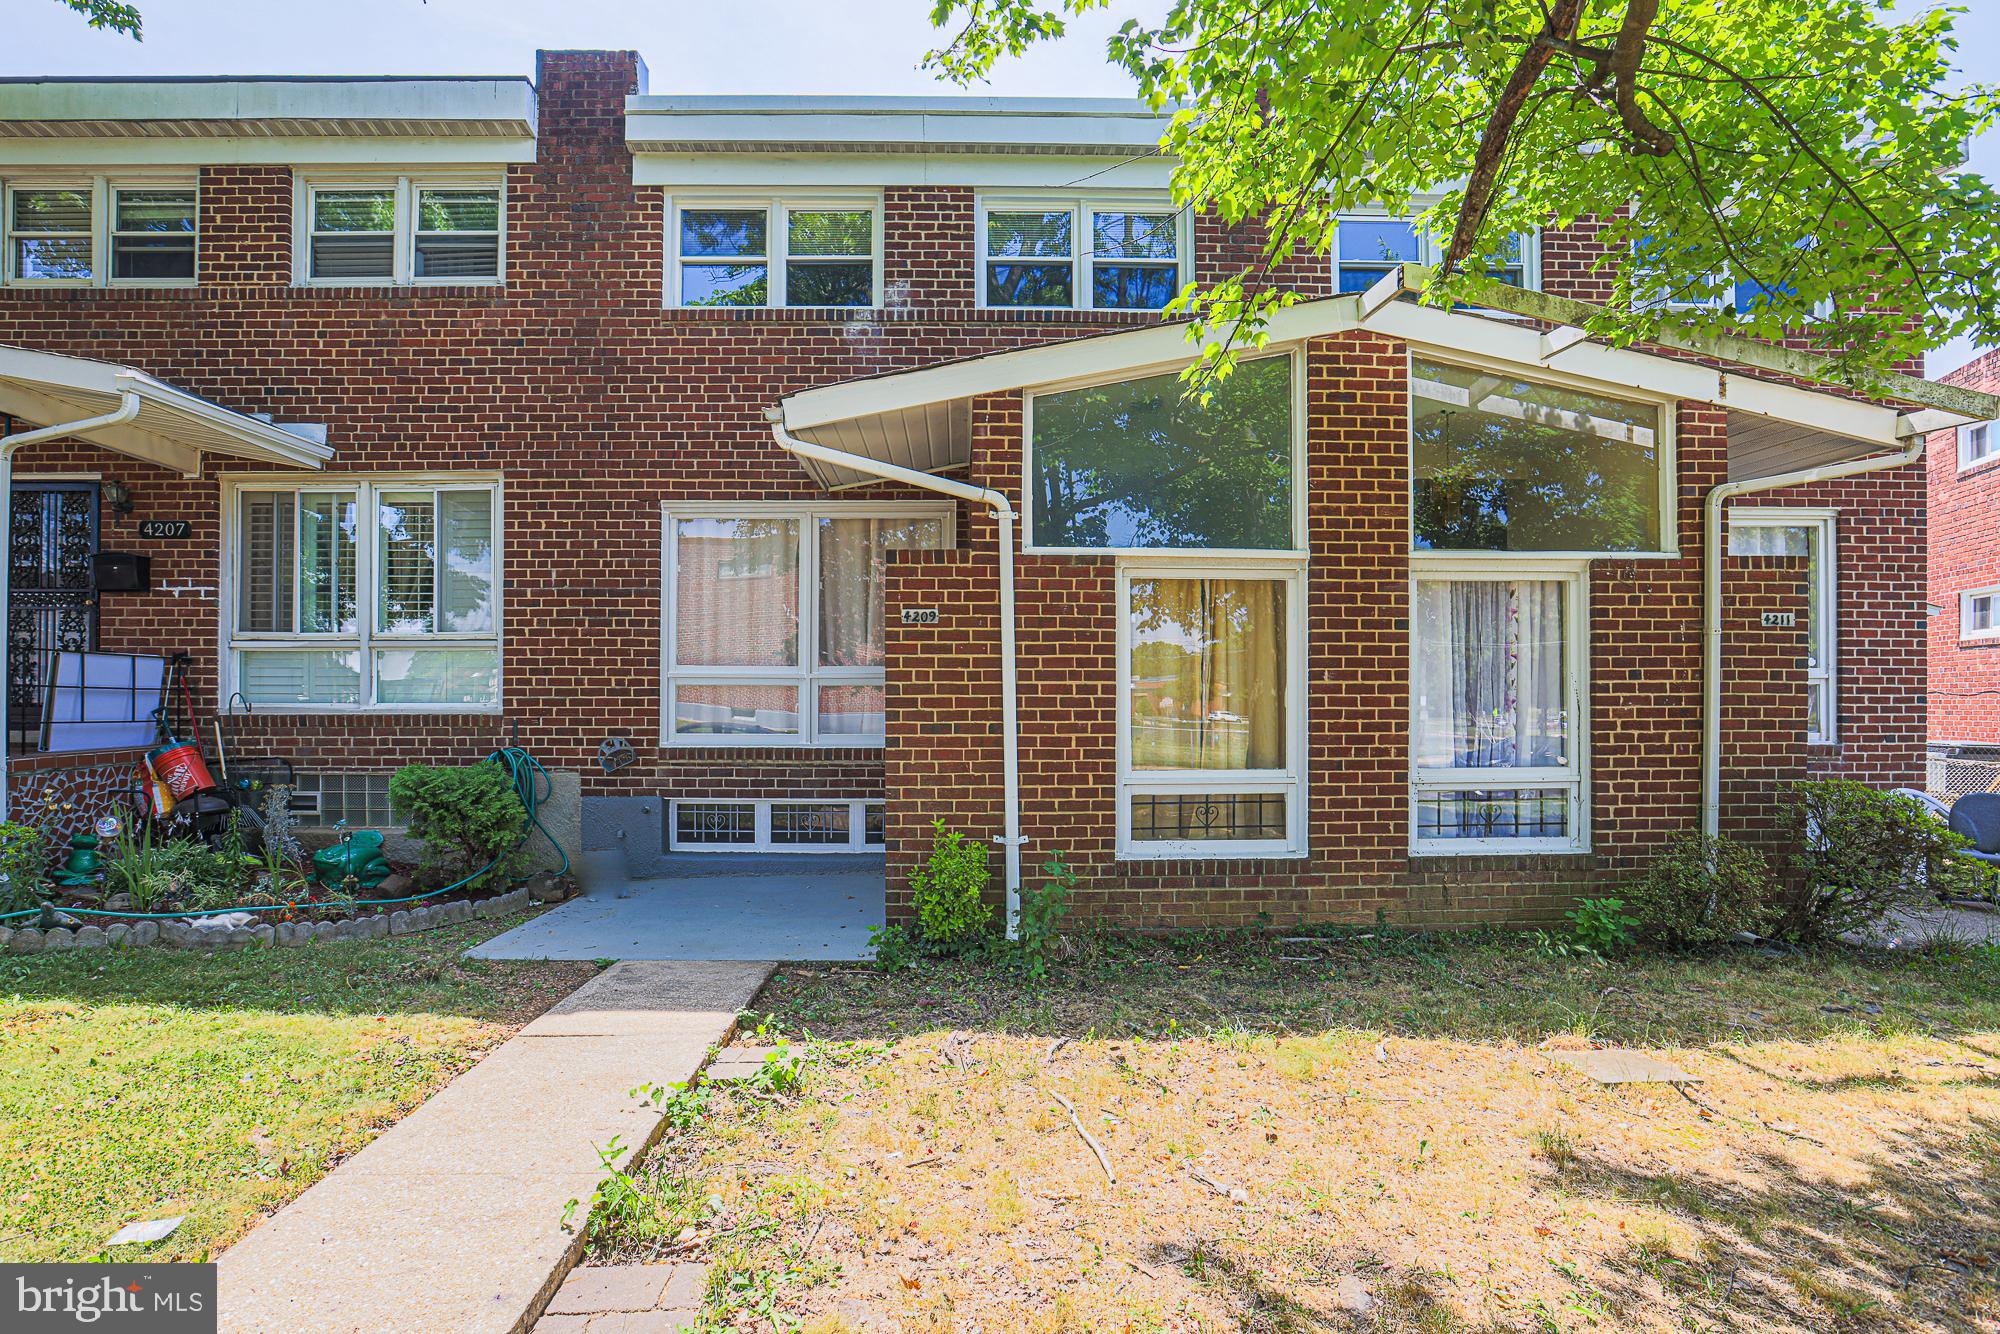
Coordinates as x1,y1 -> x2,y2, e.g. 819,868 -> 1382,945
390,762 -> 528,887
867,922 -> 916,972
1627,831 -> 1779,948
1565,897 -> 1639,957
1775,779 -> 1982,943
909,818 -> 993,950
0,821 -> 47,914
1014,851 -> 1076,979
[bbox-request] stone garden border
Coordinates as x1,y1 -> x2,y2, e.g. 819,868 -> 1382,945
0,885 -> 542,956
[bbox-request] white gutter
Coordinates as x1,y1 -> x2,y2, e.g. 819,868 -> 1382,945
0,391 -> 142,821
766,417 -> 1025,938
1701,434 -> 1927,838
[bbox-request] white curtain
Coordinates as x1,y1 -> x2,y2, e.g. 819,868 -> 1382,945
1414,578 -> 1566,771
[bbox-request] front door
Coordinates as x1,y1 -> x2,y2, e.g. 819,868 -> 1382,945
8,482 -> 99,749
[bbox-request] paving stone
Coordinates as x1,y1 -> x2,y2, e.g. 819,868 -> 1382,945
1548,1048 -> 1700,1084
530,1317 -> 594,1334
660,1263 -> 707,1309
545,1265 -> 672,1315
586,1313 -> 694,1333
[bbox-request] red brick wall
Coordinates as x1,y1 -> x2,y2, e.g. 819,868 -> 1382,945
1719,556 -> 1812,856
0,50 -> 1926,926
1929,350 -> 2000,746
881,357 -> 1914,929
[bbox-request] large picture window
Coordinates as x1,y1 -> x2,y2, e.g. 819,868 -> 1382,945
1411,357 -> 1668,554
227,479 -> 500,710
1118,567 -> 1304,858
1730,509 -> 1836,744
1411,563 -> 1587,853
662,503 -> 953,745
1028,354 -> 1297,552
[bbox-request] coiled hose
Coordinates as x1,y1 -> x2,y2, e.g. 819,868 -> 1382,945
1,746 -> 569,923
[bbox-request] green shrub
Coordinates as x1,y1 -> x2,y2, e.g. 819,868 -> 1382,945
1627,831 -> 1779,948
867,922 -> 916,972
0,821 -> 48,914
910,818 -> 993,950
390,762 -> 528,887
1014,851 -> 1076,979
1774,779 -> 1983,943
1565,897 -> 1639,957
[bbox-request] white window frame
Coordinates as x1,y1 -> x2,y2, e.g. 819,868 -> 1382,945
1408,556 -> 1590,857
1730,508 -> 1837,745
1021,348 -> 1307,558
292,172 -> 506,287
1408,350 -> 1680,560
1332,205 -> 1541,294
1962,584 -> 2000,644
1958,420 -> 1999,472
660,499 -> 956,748
667,799 -> 885,853
0,173 -> 198,288
974,192 -> 1192,312
1114,557 -> 1308,860
663,192 -> 884,309
220,473 -> 504,714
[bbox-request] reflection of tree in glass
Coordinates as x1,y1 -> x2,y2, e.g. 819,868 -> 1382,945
1035,357 -> 1292,549
1413,364 -> 1658,552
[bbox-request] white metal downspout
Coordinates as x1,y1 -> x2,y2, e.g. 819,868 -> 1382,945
0,391 -> 143,822
1702,433 -> 1926,839
767,420 -> 1025,939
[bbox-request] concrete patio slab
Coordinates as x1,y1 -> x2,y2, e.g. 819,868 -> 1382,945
217,960 -> 772,1334
468,861 -> 883,962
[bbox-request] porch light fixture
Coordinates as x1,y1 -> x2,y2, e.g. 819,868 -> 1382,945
102,478 -> 133,514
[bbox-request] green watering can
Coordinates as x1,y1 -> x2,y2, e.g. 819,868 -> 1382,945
313,829 -> 393,891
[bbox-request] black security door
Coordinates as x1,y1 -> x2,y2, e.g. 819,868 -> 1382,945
8,482 -> 99,749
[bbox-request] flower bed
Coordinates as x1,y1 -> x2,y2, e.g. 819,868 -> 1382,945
0,881 -> 563,954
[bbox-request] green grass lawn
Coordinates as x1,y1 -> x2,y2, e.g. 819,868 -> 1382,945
0,916 -> 595,1264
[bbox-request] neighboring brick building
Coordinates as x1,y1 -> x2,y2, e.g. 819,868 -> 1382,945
1928,350 -> 2000,769
0,51 -> 1980,929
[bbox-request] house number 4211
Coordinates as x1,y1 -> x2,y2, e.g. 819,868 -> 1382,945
1761,611 -> 1797,628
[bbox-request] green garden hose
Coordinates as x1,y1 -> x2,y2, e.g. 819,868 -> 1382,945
1,746 -> 569,923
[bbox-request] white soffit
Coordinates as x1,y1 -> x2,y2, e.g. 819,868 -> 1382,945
626,95 -> 1171,154
633,151 -> 1174,190
0,344 -> 331,475
778,293 -> 1948,485
0,78 -> 537,166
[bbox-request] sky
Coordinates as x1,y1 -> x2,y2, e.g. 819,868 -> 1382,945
8,0 -> 1993,375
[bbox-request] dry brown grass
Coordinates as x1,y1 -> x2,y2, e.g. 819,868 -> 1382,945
608,931 -> 2000,1331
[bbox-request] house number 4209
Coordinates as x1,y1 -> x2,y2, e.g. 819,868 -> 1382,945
901,607 -> 940,626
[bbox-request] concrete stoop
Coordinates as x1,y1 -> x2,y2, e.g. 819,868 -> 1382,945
215,960 -> 773,1333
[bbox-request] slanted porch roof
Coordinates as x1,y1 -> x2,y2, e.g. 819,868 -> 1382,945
0,344 -> 331,474
775,267 -> 1996,491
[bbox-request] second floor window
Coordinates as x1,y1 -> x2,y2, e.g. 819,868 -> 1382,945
301,177 -> 503,285
1334,215 -> 1535,293
669,198 -> 878,308
2,178 -> 197,285
980,199 -> 1185,311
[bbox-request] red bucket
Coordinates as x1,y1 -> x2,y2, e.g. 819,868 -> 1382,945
147,740 -> 216,801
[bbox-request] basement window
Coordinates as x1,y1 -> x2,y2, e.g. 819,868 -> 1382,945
670,799 -> 885,852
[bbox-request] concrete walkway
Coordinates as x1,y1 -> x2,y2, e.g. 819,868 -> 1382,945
217,960 -> 773,1334
470,856 -> 883,962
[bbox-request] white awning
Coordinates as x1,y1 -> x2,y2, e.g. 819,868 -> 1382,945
776,281 -> 1995,492
0,344 -> 331,474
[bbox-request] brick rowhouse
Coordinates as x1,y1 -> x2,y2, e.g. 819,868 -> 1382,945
0,49 -> 1934,926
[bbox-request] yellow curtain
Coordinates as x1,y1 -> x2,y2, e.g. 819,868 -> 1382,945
1129,577 -> 1285,771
